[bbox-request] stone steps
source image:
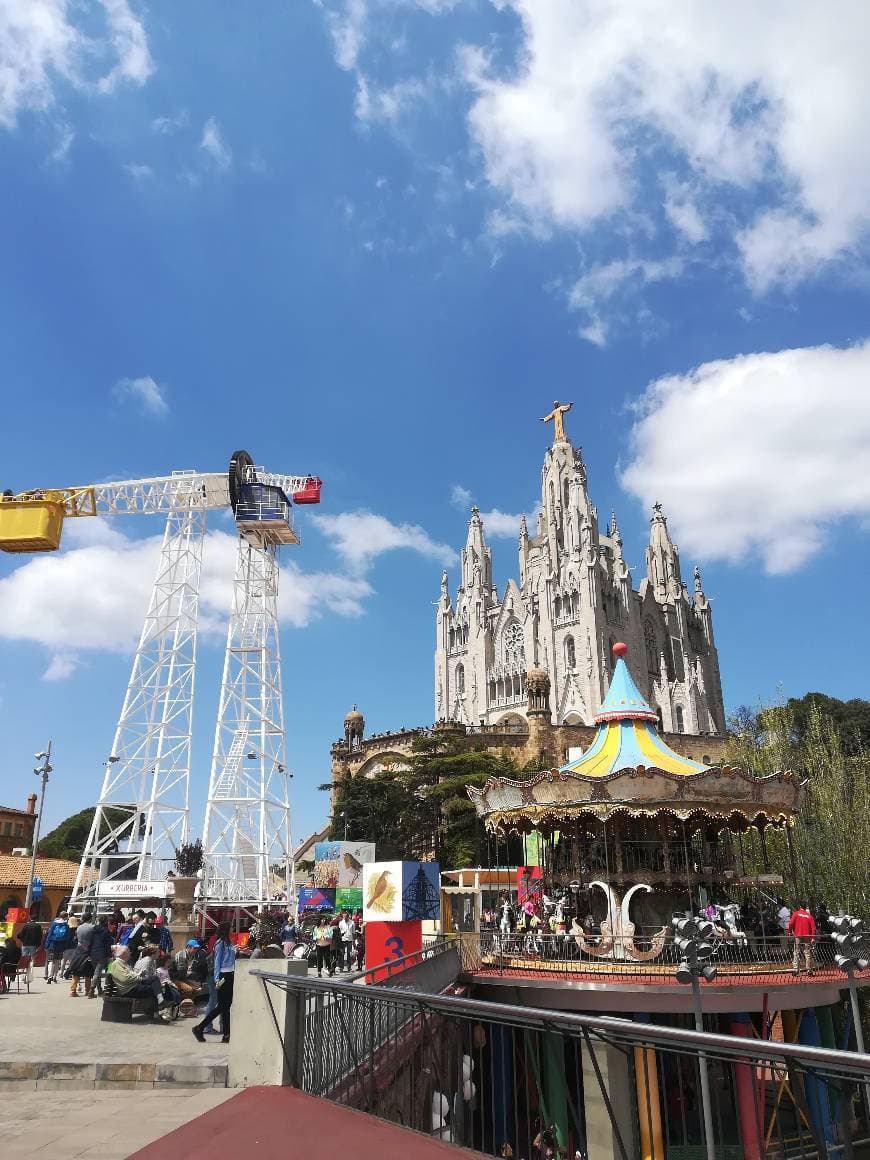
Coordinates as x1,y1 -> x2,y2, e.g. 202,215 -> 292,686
0,1060 -> 228,1091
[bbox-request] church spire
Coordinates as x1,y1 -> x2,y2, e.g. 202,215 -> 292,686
461,505 -> 492,592
645,501 -> 682,602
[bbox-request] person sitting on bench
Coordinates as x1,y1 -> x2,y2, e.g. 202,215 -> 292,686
107,945 -> 172,1021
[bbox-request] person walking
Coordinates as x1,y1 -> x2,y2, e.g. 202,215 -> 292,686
338,911 -> 356,972
19,917 -> 43,983
87,917 -> 113,997
192,922 -> 235,1044
314,915 -> 333,977
788,901 -> 817,975
280,912 -> 297,957
43,912 -> 71,983
68,911 -> 96,997
60,915 -> 80,981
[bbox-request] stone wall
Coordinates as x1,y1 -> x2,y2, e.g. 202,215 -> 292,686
331,721 -> 728,787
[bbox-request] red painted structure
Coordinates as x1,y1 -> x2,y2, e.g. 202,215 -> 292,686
129,1087 -> 484,1159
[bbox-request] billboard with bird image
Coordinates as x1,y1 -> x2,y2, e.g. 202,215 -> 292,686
313,840 -> 375,889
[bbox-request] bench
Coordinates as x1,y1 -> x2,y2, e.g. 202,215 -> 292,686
100,975 -> 159,1023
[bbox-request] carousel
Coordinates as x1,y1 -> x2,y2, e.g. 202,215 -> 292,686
468,642 -> 804,966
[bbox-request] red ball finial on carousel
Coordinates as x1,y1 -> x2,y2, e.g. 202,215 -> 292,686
612,641 -> 628,659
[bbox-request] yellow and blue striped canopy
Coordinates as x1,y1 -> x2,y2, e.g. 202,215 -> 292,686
560,648 -> 707,778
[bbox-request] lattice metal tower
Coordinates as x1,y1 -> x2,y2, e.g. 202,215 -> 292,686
51,456 -> 321,913
199,535 -> 293,916
72,489 -> 206,904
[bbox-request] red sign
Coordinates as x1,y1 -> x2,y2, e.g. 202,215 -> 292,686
364,920 -> 423,984
516,866 -> 543,910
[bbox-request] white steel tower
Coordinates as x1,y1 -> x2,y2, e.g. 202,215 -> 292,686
72,485 -> 206,903
14,457 -> 325,913
199,537 -> 293,917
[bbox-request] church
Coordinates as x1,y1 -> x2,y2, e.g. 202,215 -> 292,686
434,402 -> 725,737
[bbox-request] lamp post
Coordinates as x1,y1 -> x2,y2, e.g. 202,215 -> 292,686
339,811 -> 349,841
25,743 -> 53,913
830,914 -> 870,1122
674,914 -> 717,1160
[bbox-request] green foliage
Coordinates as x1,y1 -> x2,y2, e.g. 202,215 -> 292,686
174,839 -> 203,876
39,806 -> 128,862
328,738 -> 523,869
727,699 -> 870,912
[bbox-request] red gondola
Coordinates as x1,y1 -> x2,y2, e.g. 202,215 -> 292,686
292,476 -> 322,505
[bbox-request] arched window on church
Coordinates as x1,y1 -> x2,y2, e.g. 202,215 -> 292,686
565,635 -> 576,670
449,627 -> 455,650
655,705 -> 664,731
554,594 -> 562,620
571,589 -> 579,617
549,481 -> 556,521
644,619 -> 658,675
675,704 -> 685,734
563,477 -> 570,512
457,663 -> 465,694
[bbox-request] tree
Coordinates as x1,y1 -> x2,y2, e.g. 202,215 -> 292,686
726,699 -> 870,912
326,736 -> 525,870
39,806 -> 128,862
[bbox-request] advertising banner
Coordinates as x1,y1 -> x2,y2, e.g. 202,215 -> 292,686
335,887 -> 363,912
363,861 -> 440,922
297,887 -> 336,913
313,840 -> 376,888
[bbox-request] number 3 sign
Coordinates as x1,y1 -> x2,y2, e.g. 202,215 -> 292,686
364,920 -> 423,983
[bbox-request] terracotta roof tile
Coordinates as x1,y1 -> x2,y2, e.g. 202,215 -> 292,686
0,854 -> 96,888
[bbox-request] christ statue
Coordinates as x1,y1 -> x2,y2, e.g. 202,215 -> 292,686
540,400 -> 573,443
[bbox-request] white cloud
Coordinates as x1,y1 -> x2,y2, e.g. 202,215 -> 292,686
568,258 -> 684,346
0,0 -> 152,128
49,123 -> 74,163
43,653 -> 79,681
478,509 -> 522,538
152,111 -> 188,134
124,162 -> 153,182
0,524 -> 372,671
312,510 -> 453,572
450,484 -> 472,509
200,117 -> 232,170
621,340 -> 870,574
96,0 -> 153,93
114,375 -> 169,417
323,1 -> 870,297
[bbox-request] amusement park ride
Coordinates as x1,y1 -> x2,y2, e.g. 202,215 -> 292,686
0,452 -> 321,921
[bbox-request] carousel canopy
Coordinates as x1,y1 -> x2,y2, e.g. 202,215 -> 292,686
564,642 -> 707,778
467,642 -> 804,831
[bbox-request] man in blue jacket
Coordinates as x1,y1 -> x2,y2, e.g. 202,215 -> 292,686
43,912 -> 71,984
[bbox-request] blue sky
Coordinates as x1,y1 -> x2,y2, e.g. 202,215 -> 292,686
2,1 -> 870,845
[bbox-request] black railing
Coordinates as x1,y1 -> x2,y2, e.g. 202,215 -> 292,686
473,929 -> 856,982
253,968 -> 870,1159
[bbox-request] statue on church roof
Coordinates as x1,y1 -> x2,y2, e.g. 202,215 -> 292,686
540,399 -> 573,444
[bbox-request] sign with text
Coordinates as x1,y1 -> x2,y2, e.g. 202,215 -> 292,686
96,880 -> 173,899
335,887 -> 363,912
297,887 -> 335,913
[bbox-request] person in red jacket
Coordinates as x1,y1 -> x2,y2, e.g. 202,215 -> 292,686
788,901 -> 816,974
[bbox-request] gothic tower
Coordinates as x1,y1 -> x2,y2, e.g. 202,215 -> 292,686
434,406 -> 725,735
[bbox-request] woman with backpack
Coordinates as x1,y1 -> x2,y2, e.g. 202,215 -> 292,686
192,922 -> 235,1044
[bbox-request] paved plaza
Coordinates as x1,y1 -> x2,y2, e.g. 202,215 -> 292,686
0,972 -> 228,1072
5,1087 -> 234,1159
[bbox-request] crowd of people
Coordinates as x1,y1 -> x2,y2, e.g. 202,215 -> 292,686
1,904 -> 371,1037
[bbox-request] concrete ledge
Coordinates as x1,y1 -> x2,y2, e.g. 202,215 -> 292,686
0,1060 -> 228,1090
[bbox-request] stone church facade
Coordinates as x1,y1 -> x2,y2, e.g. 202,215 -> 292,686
434,410 -> 725,736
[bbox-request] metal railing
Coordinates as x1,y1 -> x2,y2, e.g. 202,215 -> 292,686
253,968 -> 870,1159
473,928 -> 864,981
